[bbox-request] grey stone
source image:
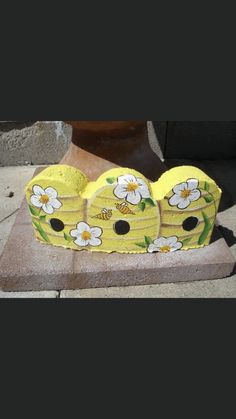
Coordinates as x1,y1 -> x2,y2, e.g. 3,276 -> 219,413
0,291 -> 59,298
0,121 -> 71,166
60,275 -> 236,298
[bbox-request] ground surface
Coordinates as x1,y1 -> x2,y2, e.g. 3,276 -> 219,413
0,162 -> 235,298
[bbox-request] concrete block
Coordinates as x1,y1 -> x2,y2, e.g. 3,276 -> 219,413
0,291 -> 59,298
0,121 -> 71,166
60,275 -> 236,298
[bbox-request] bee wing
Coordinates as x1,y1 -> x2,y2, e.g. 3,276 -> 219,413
102,208 -> 108,213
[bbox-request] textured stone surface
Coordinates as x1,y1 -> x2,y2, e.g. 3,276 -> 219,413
0,121 -> 71,166
0,166 -> 37,255
61,276 -> 236,298
0,195 -> 234,291
0,291 -> 59,298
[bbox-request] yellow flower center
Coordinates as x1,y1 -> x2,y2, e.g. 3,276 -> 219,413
40,194 -> 49,204
127,182 -> 138,192
82,231 -> 91,241
160,245 -> 171,253
180,189 -> 191,199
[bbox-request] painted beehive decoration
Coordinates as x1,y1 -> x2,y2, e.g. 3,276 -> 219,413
25,165 -> 222,254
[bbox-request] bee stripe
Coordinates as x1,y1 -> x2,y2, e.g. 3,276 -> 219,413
89,203 -> 115,211
164,190 -> 218,200
56,208 -> 84,213
58,195 -> 83,199
88,215 -> 158,222
95,195 -> 128,201
94,223 -> 158,231
159,230 -> 212,240
161,198 -> 220,214
161,214 -> 215,227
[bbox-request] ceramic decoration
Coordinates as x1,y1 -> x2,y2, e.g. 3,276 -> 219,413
25,165 -> 222,254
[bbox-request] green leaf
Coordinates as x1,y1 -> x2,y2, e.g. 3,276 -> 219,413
204,181 -> 210,192
144,197 -> 156,207
198,211 -> 212,245
106,177 -> 116,184
138,201 -> 146,212
136,242 -> 147,248
64,232 -> 73,242
145,236 -> 153,246
204,195 -> 214,203
32,220 -> 50,243
39,215 -> 47,222
181,237 -> 192,246
28,205 -> 40,217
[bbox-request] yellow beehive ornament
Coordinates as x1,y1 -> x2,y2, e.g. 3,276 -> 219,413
25,165 -> 222,254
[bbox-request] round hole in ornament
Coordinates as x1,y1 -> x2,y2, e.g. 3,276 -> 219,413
50,218 -> 65,232
113,220 -> 130,235
182,216 -> 199,231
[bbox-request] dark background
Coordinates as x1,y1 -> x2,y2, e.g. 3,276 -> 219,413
153,122 -> 236,159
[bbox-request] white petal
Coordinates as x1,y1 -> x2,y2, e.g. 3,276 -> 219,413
153,237 -> 168,247
177,198 -> 191,209
70,229 -> 79,238
169,194 -> 182,206
173,183 -> 187,194
74,237 -> 89,247
137,178 -> 151,198
166,236 -> 178,246
33,185 -> 45,196
138,187 -> 151,199
30,195 -> 43,208
189,189 -> 201,202
45,187 -> 58,199
51,198 -> 62,209
148,244 -> 159,253
42,203 -> 54,214
89,237 -> 102,247
172,242 -> 183,251
114,185 -> 128,199
90,227 -> 102,238
118,174 -> 137,185
76,222 -> 91,233
187,179 -> 199,191
126,191 -> 142,205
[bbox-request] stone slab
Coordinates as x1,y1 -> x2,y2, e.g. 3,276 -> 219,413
0,196 -> 235,292
0,291 -> 59,298
60,275 -> 236,298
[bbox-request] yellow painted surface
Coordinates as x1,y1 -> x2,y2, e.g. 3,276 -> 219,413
25,165 -> 222,254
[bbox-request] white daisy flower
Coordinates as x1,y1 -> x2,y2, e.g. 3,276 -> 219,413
113,174 -> 150,205
70,222 -> 102,247
30,185 -> 62,215
169,179 -> 201,209
148,236 -> 182,253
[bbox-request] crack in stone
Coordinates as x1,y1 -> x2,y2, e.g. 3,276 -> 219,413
0,208 -> 19,224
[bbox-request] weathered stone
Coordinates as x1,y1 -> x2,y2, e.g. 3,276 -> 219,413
0,291 -> 59,298
0,121 -> 71,166
60,275 -> 236,298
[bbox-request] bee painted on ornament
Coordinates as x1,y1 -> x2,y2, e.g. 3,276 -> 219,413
115,202 -> 136,215
92,208 -> 113,221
